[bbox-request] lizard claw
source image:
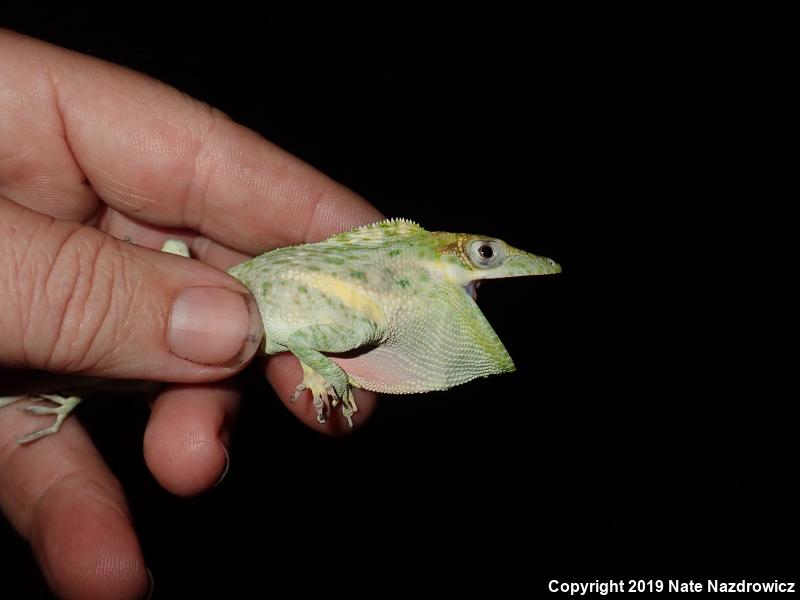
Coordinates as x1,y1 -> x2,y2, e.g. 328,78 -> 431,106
340,387 -> 358,427
312,395 -> 329,424
0,395 -> 27,409
290,384 -> 307,403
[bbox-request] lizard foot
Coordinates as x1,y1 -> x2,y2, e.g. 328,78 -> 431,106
289,365 -> 359,426
290,365 -> 333,424
323,381 -> 359,427
160,239 -> 191,257
11,394 -> 82,444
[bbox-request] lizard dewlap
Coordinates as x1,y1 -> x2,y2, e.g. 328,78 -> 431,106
228,218 -> 561,426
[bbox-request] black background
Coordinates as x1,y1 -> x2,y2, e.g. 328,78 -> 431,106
2,4 -> 797,597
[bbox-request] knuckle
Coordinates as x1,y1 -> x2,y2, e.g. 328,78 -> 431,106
0,218 -> 36,367
181,102 -> 229,230
32,226 -> 135,373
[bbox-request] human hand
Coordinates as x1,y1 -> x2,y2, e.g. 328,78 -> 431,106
0,29 -> 381,599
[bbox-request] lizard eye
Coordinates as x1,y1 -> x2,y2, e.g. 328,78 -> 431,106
468,240 -> 502,268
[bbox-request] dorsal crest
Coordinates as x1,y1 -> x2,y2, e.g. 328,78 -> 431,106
328,218 -> 425,246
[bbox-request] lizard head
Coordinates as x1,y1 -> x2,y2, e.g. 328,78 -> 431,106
432,232 -> 561,298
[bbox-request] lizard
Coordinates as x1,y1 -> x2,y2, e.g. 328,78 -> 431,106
1,218 -> 560,442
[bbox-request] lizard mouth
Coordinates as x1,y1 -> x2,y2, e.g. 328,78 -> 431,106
464,281 -> 481,301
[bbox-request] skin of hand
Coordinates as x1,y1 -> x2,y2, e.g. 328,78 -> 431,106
0,29 -> 381,600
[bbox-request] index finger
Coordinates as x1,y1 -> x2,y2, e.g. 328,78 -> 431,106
0,29 -> 382,251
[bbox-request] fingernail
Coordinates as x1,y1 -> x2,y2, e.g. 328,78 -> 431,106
214,442 -> 231,487
168,287 -> 262,366
145,567 -> 154,600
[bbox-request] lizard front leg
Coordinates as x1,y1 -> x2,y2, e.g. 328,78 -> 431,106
285,325 -> 367,427
287,346 -> 357,426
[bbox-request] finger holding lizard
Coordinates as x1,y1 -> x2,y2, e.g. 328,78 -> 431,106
0,28 -> 380,599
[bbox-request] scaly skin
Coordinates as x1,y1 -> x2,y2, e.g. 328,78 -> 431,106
228,218 -> 561,425
2,218 -> 561,440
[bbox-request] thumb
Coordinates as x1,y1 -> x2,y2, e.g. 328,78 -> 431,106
0,199 -> 263,381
